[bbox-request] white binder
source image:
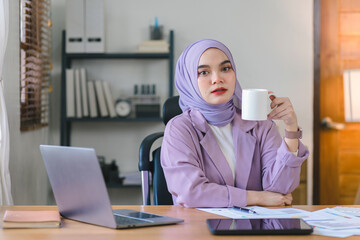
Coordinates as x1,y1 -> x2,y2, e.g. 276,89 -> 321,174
74,69 -> 83,118
94,80 -> 109,117
85,0 -> 104,53
80,68 -> 89,117
87,81 -> 98,118
102,81 -> 117,118
66,0 -> 85,53
66,69 -> 75,118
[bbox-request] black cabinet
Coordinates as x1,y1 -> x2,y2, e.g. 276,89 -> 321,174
60,30 -> 174,146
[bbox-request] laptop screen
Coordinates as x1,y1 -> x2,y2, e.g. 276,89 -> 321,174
40,145 -> 117,228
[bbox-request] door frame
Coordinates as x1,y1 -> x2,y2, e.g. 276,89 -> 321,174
313,0 -> 320,205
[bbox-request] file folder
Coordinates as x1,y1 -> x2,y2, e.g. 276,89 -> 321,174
66,0 -> 85,53
94,80 -> 109,117
87,81 -> 98,118
85,0 -> 104,53
80,68 -> 89,117
74,69 -> 82,118
66,69 -> 75,117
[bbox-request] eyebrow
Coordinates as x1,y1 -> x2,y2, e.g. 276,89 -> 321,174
197,60 -> 231,69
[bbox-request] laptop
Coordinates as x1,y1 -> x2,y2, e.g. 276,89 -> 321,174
39,145 -> 183,229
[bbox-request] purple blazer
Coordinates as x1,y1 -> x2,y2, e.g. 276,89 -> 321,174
161,108 -> 309,208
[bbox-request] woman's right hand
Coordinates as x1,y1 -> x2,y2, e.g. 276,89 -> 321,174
247,190 -> 293,206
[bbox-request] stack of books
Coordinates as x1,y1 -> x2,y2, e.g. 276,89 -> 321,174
66,68 -> 117,119
136,40 -> 169,53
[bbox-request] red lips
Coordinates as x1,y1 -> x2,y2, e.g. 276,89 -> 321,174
211,87 -> 227,95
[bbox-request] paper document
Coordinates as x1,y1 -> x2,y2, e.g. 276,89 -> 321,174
198,206 -> 360,238
305,208 -> 360,230
198,206 -> 313,219
332,206 -> 360,217
312,228 -> 359,238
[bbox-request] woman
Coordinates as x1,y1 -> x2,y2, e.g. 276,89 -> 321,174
161,39 -> 309,208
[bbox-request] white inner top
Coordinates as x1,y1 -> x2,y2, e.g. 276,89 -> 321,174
209,123 -> 236,179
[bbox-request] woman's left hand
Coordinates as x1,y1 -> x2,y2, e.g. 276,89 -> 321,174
267,94 -> 298,131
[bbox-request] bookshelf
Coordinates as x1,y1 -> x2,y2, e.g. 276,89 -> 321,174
60,30 -> 174,146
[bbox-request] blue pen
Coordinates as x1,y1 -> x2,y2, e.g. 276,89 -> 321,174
233,206 -> 257,214
154,17 -> 159,28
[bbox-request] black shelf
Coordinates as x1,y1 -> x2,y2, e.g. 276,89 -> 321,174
66,117 -> 162,122
60,30 -> 174,146
65,52 -> 171,60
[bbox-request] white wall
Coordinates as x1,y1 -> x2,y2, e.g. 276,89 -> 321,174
4,0 -> 50,205
4,0 -> 313,204
51,0 -> 314,203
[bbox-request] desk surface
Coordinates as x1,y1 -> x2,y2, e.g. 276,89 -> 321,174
0,205 -> 357,240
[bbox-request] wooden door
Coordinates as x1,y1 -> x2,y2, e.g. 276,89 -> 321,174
319,0 -> 360,204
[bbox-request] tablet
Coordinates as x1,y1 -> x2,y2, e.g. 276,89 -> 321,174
206,218 -> 313,235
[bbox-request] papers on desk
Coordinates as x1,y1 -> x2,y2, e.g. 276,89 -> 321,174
333,206 -> 360,217
306,208 -> 360,238
198,206 -> 360,238
305,208 -> 360,230
198,206 -> 318,219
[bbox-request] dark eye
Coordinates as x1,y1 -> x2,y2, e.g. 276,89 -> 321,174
222,66 -> 231,72
198,70 -> 208,76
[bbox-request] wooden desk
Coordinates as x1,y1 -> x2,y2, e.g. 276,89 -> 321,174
0,205 -> 357,239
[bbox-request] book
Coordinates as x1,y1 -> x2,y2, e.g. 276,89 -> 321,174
94,80 -> 109,117
66,69 -> 75,117
74,69 -> 82,118
87,81 -> 98,117
102,81 -> 117,118
136,40 -> 169,53
138,40 -> 169,46
80,68 -> 89,117
136,47 -> 169,53
2,210 -> 61,229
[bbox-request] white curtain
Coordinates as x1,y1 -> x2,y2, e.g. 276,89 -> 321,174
0,0 -> 13,205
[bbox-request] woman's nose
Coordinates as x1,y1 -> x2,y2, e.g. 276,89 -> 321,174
211,72 -> 223,84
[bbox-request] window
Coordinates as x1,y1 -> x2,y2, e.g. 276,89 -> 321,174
20,0 -> 52,131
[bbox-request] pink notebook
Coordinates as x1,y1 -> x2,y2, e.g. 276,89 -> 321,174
3,210 -> 61,228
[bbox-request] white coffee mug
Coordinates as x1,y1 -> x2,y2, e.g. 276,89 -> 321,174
241,89 -> 271,121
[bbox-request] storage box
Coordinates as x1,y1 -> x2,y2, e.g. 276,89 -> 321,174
131,95 -> 160,118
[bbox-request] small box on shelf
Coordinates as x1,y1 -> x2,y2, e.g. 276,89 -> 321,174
131,95 -> 160,118
135,104 -> 160,118
136,40 -> 169,53
130,83 -> 160,118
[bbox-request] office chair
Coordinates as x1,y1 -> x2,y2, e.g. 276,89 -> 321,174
138,96 -> 182,205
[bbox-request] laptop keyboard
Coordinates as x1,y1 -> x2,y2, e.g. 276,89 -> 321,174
113,214 -> 152,225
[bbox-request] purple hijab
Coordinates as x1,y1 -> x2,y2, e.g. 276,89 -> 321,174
175,39 -> 242,127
